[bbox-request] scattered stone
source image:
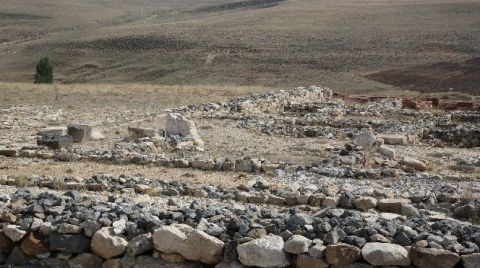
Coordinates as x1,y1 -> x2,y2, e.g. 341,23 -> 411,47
379,145 -> 395,159
379,134 -> 408,145
128,127 -> 158,140
353,132 -> 376,147
400,156 -> 428,171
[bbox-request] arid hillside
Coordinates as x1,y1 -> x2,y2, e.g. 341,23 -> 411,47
1,0 -> 479,94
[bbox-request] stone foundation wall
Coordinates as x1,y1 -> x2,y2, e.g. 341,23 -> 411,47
1,222 -> 479,268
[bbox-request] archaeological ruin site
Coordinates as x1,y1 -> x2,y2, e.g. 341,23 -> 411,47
0,85 -> 479,268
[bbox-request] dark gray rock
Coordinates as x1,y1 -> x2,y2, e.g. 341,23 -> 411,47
49,232 -> 90,253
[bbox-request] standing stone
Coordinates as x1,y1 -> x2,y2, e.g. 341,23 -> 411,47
410,247 -> 460,268
37,134 -> 73,150
361,242 -> 410,266
284,235 -> 312,254
68,253 -> 103,268
91,227 -> 127,259
325,243 -> 361,267
236,234 -> 291,267
38,126 -> 67,137
296,254 -> 329,268
68,124 -> 92,143
165,113 -> 203,145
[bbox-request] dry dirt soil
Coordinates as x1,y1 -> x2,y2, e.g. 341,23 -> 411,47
0,0 -> 479,95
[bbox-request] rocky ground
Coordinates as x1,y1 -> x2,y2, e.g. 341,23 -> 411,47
0,85 -> 479,268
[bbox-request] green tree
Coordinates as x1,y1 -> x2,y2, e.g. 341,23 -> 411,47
34,57 -> 53,84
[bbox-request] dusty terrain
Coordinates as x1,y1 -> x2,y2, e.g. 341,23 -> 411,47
0,0 -> 480,266
1,0 -> 479,95
0,84 -> 480,267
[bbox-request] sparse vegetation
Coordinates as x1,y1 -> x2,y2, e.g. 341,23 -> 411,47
34,57 -> 53,84
462,188 -> 477,205
14,175 -> 30,187
449,163 -> 476,174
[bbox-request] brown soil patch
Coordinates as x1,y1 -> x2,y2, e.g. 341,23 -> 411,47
365,58 -> 480,95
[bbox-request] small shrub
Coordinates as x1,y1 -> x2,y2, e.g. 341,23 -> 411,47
14,175 -> 30,187
462,188 -> 477,205
34,57 -> 53,84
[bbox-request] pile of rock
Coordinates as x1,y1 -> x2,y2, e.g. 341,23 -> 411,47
426,126 -> 480,148
227,86 -> 333,114
0,186 -> 479,268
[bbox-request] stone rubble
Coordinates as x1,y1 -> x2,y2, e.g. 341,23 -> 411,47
0,86 -> 479,267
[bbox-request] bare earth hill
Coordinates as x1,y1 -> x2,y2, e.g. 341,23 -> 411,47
1,0 -> 479,94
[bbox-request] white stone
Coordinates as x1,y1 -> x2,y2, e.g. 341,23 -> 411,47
3,225 -> 26,242
400,156 -> 427,171
91,227 -> 127,259
361,242 -> 410,266
112,219 -> 127,235
237,234 -> 291,267
379,134 -> 408,145
153,224 -> 224,264
165,113 -> 203,145
284,235 -> 312,254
